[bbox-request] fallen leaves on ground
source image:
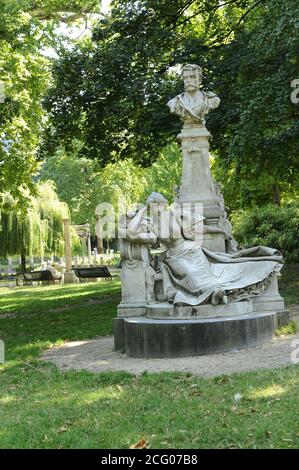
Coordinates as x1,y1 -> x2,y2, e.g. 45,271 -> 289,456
129,438 -> 148,449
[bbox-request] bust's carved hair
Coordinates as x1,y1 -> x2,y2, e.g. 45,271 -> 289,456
182,64 -> 203,81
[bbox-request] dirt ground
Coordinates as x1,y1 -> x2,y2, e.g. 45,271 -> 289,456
41,308 -> 299,378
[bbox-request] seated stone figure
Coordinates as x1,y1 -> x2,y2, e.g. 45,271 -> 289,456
126,192 -> 283,306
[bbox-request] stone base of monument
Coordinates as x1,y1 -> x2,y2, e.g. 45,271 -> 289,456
114,275 -> 288,358
114,307 -> 289,358
146,299 -> 254,319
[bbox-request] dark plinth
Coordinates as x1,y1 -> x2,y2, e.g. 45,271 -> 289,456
113,312 -> 286,358
114,317 -> 126,352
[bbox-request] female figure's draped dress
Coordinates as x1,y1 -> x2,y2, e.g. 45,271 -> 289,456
159,208 -> 283,306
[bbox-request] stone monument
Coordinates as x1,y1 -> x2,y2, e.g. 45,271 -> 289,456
114,64 -> 288,358
168,64 -> 225,252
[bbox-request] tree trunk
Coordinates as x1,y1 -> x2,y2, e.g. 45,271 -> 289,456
20,248 -> 26,272
272,183 -> 281,206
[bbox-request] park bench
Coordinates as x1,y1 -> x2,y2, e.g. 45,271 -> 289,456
17,270 -> 62,286
74,266 -> 114,282
0,274 -> 16,282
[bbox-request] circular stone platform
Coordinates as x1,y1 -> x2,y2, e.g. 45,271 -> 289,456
146,300 -> 253,319
114,310 -> 289,358
40,322 -> 299,377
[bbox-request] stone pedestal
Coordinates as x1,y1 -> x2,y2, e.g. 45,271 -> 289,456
177,123 -> 225,252
114,288 -> 289,357
178,124 -> 219,213
146,299 -> 254,319
253,276 -> 285,312
114,312 -> 278,358
202,232 -> 225,252
117,268 -> 148,317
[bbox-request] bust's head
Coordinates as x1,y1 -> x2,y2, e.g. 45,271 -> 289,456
182,64 -> 202,93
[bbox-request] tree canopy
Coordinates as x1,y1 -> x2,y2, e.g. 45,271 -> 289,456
43,0 -> 260,166
0,0 -> 101,205
42,0 -> 299,211
1,0 -> 299,226
39,139 -> 181,225
210,0 -> 299,209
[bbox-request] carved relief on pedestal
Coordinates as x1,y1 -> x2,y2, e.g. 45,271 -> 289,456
185,138 -> 203,155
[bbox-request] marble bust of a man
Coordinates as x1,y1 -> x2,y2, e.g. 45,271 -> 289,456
167,64 -> 220,124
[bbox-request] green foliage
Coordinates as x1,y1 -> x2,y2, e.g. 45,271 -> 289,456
2,0 -> 298,216
43,0 -> 259,166
0,181 -> 81,259
43,0 -> 299,211
0,0 -> 101,205
39,140 -> 148,225
275,320 -> 298,337
39,140 -> 103,225
0,6 -> 50,201
39,140 -> 182,224
232,203 -> 299,263
278,264 -> 299,306
144,143 -> 182,202
100,158 -> 148,212
211,0 -> 299,209
43,1 -> 183,165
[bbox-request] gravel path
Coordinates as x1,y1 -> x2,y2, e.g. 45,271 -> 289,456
41,311 -> 299,378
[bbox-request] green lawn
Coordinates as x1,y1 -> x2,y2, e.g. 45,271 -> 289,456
0,270 -> 299,449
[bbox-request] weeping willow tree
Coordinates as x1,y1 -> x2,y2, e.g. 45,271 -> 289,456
0,181 -> 83,270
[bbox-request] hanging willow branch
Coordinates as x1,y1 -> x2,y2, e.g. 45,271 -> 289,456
0,181 -> 82,260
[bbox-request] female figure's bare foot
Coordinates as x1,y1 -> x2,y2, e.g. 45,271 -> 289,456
211,288 -> 226,305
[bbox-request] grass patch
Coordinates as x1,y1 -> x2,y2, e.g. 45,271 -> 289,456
0,281 -> 121,316
275,320 -> 298,337
0,281 -> 121,362
0,271 -> 299,449
1,363 -> 299,449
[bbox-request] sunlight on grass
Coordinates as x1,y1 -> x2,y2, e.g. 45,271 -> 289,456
80,388 -> 124,405
249,384 -> 285,399
14,340 -> 65,354
275,320 -> 298,337
59,340 -> 91,348
0,303 -> 19,312
0,281 -> 121,316
0,396 -> 18,404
